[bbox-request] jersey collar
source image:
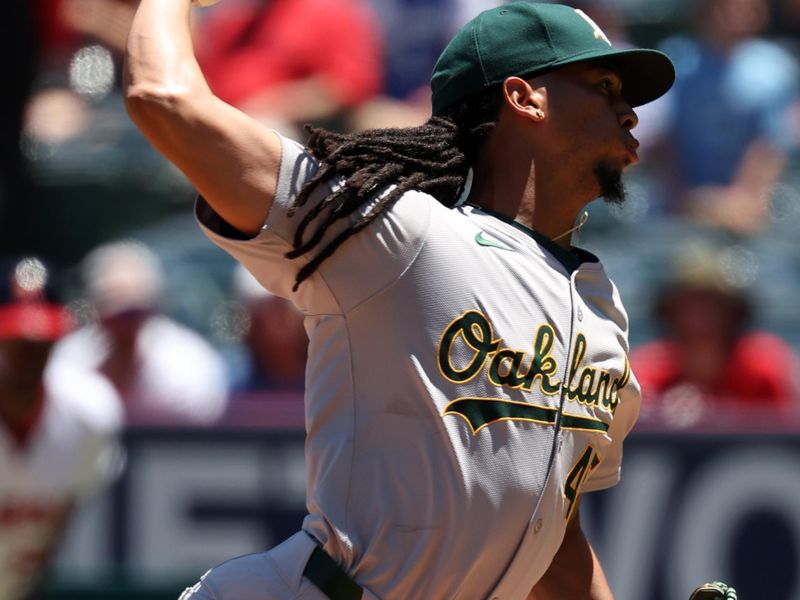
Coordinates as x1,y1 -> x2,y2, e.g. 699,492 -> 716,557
468,204 -> 599,273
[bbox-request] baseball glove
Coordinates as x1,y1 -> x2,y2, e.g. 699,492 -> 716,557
689,581 -> 737,600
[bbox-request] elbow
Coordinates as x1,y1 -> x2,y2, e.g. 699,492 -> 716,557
124,77 -> 214,131
124,82 -> 184,126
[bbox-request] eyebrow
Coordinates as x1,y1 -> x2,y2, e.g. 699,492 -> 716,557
585,61 -> 624,90
587,60 -> 622,78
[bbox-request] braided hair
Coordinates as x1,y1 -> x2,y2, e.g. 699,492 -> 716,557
286,88 -> 503,290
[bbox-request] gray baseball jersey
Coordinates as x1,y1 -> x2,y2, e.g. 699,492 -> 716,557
197,133 -> 641,599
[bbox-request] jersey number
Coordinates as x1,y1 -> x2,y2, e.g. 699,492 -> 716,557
563,445 -> 601,520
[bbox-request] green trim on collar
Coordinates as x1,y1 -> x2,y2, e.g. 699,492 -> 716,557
469,204 -> 598,273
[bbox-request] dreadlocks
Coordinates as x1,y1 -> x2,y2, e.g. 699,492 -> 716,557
285,89 -> 503,290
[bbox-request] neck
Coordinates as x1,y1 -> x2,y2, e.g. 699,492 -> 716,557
0,386 -> 43,432
468,146 -> 589,249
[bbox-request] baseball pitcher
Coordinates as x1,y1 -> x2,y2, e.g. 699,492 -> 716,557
124,1 -> 733,598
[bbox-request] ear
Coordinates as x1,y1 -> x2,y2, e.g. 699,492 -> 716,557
502,77 -> 547,122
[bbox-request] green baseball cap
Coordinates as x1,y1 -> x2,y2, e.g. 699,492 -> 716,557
430,2 -> 675,115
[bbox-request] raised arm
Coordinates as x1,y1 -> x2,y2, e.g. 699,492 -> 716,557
123,0 -> 281,236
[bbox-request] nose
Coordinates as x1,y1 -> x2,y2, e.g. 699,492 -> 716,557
617,98 -> 639,130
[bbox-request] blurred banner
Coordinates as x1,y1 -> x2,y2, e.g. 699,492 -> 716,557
49,428 -> 800,600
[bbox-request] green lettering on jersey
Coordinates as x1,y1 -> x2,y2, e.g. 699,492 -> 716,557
437,314 -> 631,434
488,349 -> 528,388
521,324 -> 561,395
437,311 -> 500,383
564,333 -> 628,415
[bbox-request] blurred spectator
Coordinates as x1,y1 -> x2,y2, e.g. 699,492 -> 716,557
25,0 -> 136,147
352,0 -> 506,131
630,240 -> 800,425
52,241 -> 229,426
0,257 -> 123,600
369,0 -> 456,101
193,0 -> 384,133
226,265 -> 307,392
649,0 -> 800,235
58,0 -> 137,56
22,2 -> 199,267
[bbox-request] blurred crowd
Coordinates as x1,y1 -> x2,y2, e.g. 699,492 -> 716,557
2,0 -> 800,595
5,0 -> 800,425
4,0 -> 800,414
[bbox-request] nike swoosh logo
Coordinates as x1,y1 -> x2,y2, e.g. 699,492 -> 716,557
475,231 -> 514,251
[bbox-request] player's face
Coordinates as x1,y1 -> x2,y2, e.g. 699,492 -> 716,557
536,62 -> 639,203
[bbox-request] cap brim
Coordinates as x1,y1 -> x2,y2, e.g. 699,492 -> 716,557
602,48 -> 676,107
550,47 -> 675,107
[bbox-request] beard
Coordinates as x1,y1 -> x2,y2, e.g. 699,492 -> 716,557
593,161 -> 626,204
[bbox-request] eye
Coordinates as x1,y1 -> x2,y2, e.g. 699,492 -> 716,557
597,79 -> 616,93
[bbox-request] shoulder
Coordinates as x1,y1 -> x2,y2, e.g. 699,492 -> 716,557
50,324 -> 107,364
43,360 -> 123,434
140,317 -> 228,404
143,316 -> 222,363
732,331 -> 798,367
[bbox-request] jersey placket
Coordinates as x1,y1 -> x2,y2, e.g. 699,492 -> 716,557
486,265 -> 582,600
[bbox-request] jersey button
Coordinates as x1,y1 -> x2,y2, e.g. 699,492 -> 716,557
534,518 -> 543,534
577,307 -> 584,321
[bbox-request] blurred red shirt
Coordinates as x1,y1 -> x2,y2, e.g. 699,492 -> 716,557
195,0 -> 383,108
631,331 -> 800,410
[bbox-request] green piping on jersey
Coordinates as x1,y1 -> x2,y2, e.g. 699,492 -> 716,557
443,397 -> 610,435
560,412 -> 610,433
443,397 -> 557,434
467,204 -> 599,273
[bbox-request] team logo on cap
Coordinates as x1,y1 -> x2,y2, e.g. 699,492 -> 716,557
574,9 -> 611,46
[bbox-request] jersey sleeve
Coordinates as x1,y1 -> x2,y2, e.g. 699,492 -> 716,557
582,368 -> 641,493
196,132 -> 431,315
